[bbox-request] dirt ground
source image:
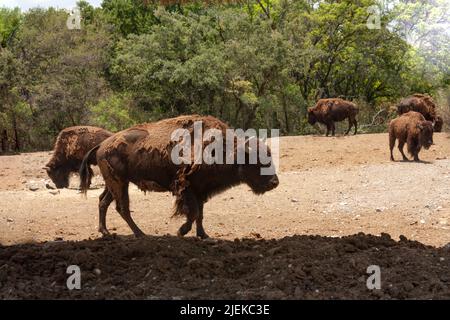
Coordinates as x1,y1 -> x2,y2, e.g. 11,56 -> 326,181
0,133 -> 449,299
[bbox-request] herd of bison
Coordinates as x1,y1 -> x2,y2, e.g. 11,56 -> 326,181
0,93 -> 449,299
42,93 -> 443,240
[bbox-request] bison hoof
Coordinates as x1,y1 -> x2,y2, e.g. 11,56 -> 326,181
98,227 -> 110,236
134,231 -> 146,238
197,232 -> 209,240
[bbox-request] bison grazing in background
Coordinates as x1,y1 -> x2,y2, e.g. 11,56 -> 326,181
44,126 -> 113,188
397,94 -> 443,132
79,115 -> 279,239
307,98 -> 359,136
389,111 -> 434,162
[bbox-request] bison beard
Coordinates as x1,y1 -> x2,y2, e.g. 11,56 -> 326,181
79,115 -> 279,239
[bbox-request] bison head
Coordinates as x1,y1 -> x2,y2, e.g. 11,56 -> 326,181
417,121 -> 434,150
307,108 -> 317,125
434,116 -> 443,133
238,138 -> 279,195
44,165 -> 70,188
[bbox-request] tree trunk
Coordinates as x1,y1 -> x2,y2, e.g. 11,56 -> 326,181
1,129 -> 8,153
12,113 -> 20,151
282,96 -> 290,133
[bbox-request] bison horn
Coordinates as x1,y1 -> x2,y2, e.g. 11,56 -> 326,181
42,166 -> 50,171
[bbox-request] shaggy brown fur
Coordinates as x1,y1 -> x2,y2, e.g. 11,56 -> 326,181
389,111 -> 434,162
79,115 -> 279,239
307,98 -> 359,136
397,94 -> 442,132
44,126 -> 113,188
397,95 -> 436,121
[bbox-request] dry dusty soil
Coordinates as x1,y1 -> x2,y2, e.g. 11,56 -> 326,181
0,133 -> 449,299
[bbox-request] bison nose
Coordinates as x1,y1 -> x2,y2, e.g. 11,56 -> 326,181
269,176 -> 279,189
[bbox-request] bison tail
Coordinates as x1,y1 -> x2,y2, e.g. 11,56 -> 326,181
79,145 -> 100,195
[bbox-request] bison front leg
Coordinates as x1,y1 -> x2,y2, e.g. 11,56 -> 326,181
413,146 -> 422,162
407,136 -> 421,162
196,202 -> 209,239
331,122 -> 336,136
345,118 -> 352,135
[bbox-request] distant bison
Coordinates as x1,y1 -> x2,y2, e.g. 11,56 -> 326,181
397,94 -> 442,132
44,126 -> 113,188
79,115 -> 279,238
389,111 -> 434,162
308,98 -> 359,136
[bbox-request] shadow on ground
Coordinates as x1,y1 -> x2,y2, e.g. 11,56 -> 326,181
0,233 -> 449,299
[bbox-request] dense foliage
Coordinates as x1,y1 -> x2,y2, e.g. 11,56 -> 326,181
0,0 -> 448,151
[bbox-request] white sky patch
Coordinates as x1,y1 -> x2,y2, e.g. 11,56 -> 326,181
0,0 -> 102,11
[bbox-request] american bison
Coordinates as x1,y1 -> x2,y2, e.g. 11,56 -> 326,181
389,111 -> 434,162
397,94 -> 443,132
307,98 -> 359,136
79,115 -> 279,238
44,126 -> 113,188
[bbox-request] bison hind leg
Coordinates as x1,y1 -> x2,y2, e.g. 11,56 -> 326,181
109,180 -> 145,238
98,188 -> 113,236
175,188 -> 200,237
398,140 -> 409,161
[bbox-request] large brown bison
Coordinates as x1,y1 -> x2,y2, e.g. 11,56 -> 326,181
44,126 -> 113,188
79,115 -> 279,239
397,94 -> 442,132
389,111 -> 434,162
307,98 -> 359,136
